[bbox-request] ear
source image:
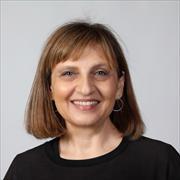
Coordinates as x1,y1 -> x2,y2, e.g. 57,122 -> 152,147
115,73 -> 125,99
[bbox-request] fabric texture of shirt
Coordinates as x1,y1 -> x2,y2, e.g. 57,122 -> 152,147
4,136 -> 180,180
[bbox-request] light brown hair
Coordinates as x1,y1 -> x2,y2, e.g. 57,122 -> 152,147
25,21 -> 145,139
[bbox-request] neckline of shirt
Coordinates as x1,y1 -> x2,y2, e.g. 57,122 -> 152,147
45,136 -> 129,167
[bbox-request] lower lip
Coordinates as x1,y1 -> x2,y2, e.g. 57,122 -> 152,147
71,102 -> 99,111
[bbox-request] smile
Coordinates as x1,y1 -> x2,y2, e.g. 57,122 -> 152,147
72,100 -> 99,106
71,100 -> 100,111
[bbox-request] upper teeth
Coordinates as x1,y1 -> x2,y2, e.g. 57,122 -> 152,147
73,101 -> 98,106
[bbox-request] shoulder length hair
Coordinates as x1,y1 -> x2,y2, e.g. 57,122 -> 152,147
25,21 -> 145,139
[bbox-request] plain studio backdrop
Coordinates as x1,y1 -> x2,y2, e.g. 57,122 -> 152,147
1,1 -> 179,179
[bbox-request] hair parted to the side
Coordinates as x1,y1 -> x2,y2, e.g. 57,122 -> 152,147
25,20 -> 145,139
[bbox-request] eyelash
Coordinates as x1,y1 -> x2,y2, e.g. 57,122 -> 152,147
60,70 -> 109,79
62,71 -> 75,76
94,70 -> 109,76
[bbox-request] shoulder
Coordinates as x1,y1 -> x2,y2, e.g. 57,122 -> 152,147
14,138 -> 58,164
129,136 -> 178,153
121,136 -> 180,179
127,136 -> 180,164
129,136 -> 175,149
4,138 -> 58,179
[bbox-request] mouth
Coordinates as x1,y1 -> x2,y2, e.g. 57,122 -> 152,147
71,100 -> 100,111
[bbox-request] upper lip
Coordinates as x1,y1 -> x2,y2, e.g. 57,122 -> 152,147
71,99 -> 100,102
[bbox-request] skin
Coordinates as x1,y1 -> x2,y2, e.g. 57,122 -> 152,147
51,46 -> 125,160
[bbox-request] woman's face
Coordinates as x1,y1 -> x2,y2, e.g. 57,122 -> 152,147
51,46 -> 124,130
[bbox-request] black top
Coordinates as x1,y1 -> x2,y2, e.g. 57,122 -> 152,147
4,136 -> 180,180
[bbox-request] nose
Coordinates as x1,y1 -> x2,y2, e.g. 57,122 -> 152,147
76,75 -> 95,96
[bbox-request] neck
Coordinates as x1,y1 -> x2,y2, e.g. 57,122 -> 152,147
59,118 -> 123,159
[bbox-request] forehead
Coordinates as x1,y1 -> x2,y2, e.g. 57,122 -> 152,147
54,47 -> 111,70
57,45 -> 116,70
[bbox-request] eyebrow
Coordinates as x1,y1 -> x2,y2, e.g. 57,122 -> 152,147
58,63 -> 110,71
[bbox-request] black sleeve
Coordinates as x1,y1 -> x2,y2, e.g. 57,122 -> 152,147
167,145 -> 180,180
4,155 -> 21,180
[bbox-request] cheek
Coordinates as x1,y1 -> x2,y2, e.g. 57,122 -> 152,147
98,80 -> 118,99
52,82 -> 74,116
52,82 -> 74,101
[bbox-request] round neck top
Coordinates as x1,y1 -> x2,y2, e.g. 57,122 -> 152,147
5,136 -> 180,179
46,136 -> 129,167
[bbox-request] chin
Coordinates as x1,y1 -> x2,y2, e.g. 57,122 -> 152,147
68,115 -> 103,128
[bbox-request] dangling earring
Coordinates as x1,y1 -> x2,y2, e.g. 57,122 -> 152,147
113,99 -> 124,112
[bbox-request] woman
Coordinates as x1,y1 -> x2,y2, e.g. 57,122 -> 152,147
5,21 -> 180,179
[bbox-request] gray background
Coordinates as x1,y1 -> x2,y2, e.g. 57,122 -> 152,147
1,1 -> 179,179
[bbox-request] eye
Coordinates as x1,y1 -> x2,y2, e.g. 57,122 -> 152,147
62,71 -> 74,76
93,70 -> 110,80
95,70 -> 108,76
60,71 -> 77,80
